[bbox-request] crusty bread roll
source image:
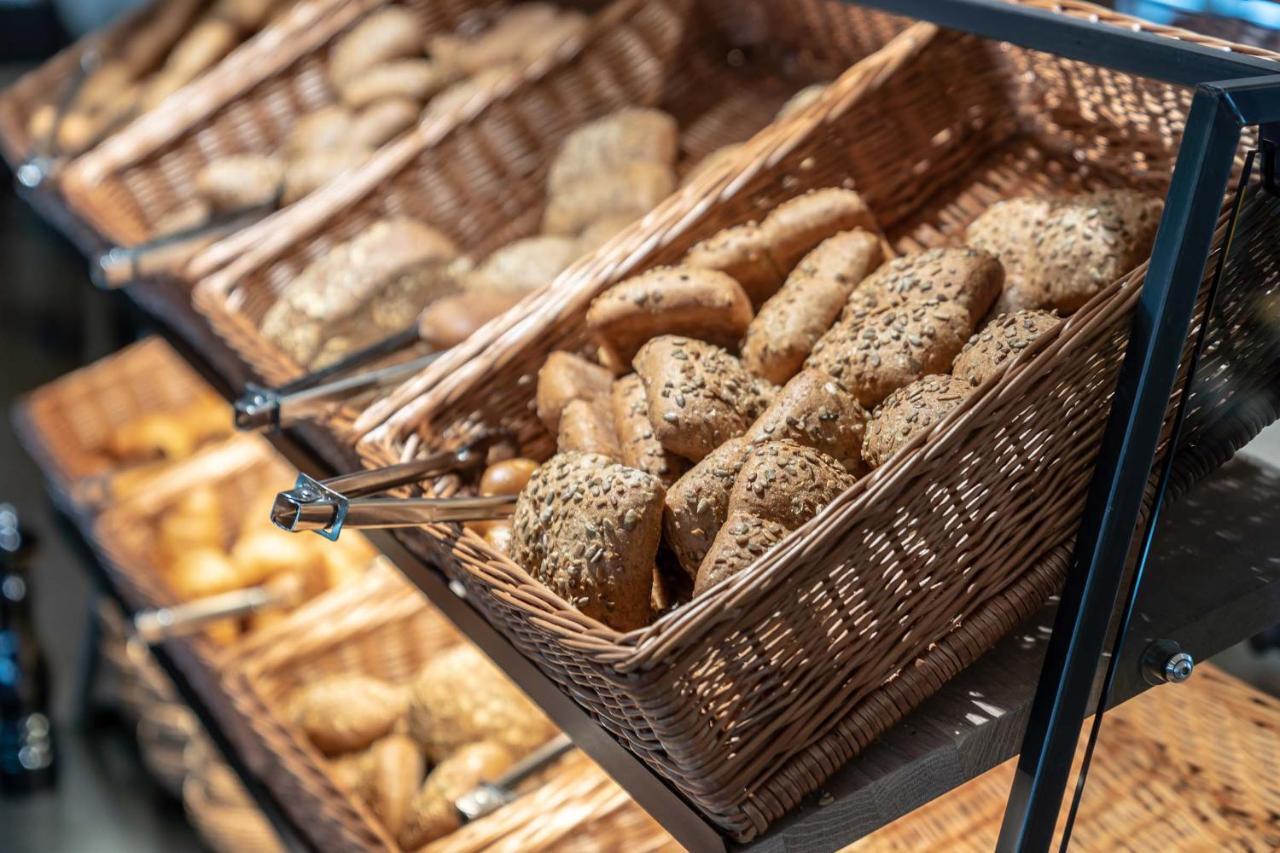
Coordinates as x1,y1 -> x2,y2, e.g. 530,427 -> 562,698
610,375 -> 688,486
473,235 -> 580,295
284,105 -> 356,155
511,452 -> 665,631
546,107 -> 679,195
745,369 -> 868,474
398,742 -> 513,850
416,288 -> 523,348
361,735 -> 423,839
806,298 -> 973,407
695,440 -> 854,594
280,147 -> 370,204
863,374 -> 972,467
683,221 -> 784,307
742,229 -> 883,384
662,436 -> 750,577
289,675 -> 407,755
350,97 -> 418,148
952,309 -> 1059,386
557,398 -> 622,459
633,336 -> 777,462
329,7 -> 422,84
534,351 -> 614,434
965,198 -> 1053,314
429,3 -> 561,73
337,59 -> 457,108
543,161 -> 676,237
844,247 -> 1003,325
195,154 -> 284,210
587,266 -> 753,370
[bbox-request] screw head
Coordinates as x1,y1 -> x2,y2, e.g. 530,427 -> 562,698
1164,651 -> 1194,683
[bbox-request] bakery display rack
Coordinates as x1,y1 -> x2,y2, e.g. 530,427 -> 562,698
9,1 -> 1280,852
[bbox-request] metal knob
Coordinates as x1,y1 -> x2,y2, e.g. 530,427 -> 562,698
1141,639 -> 1194,685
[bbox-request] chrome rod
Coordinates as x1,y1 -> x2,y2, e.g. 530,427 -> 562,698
272,493 -> 514,535
455,735 -> 575,822
133,585 -> 285,643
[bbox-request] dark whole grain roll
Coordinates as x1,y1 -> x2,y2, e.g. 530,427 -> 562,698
662,437 -> 751,578
610,375 -> 688,485
842,247 -> 1003,325
952,309 -> 1060,386
745,369 -> 869,475
862,374 -> 972,468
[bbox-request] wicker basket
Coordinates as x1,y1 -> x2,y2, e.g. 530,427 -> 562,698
848,663 -> 1280,851
10,337 -> 227,510
227,564 -> 678,852
330,6 -> 1280,841
188,0 -> 909,388
183,736 -> 286,853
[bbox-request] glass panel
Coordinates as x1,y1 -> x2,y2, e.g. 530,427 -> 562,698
1056,152 -> 1280,850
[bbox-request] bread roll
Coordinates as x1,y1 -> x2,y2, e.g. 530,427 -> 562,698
195,155 -> 284,210
547,107 -> 679,195
214,0 -> 279,30
695,440 -> 854,594
742,229 -> 883,384
587,266 -> 753,370
479,458 -> 539,497
534,351 -> 614,434
745,369 -> 868,474
952,309 -> 1059,386
511,452 -> 664,631
474,235 -> 580,295
862,374 -> 972,467
363,735 -> 424,838
291,675 -> 407,754
633,337 -> 776,462
805,298 -> 973,407
398,742 -> 514,850
662,436 -> 750,577
337,59 -> 456,108
683,222 -> 784,307
406,644 -> 556,762
329,7 -> 422,84
281,147 -> 370,204
168,549 -> 241,600
350,97 -> 418,148
575,212 -> 638,254
162,18 -> 239,83
285,106 -> 356,156
845,247 -> 1002,325
761,188 -> 880,276
416,289 -> 522,348
610,375 -> 687,485
1040,190 -> 1162,313
429,4 -> 582,74
965,198 -> 1054,313
542,161 -> 676,236
557,398 -> 622,459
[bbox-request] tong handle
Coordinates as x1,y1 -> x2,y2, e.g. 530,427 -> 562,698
132,583 -> 291,643
454,735 -> 575,822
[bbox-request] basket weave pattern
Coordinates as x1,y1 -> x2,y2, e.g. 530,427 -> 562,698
340,12 -> 1280,840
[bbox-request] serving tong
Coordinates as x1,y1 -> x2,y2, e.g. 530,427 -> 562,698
454,734 -> 576,821
16,47 -> 103,188
132,571 -> 304,643
272,433 -> 516,540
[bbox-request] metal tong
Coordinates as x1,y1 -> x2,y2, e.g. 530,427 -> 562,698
455,734 -> 576,822
92,200 -> 277,289
16,48 -> 101,189
132,581 -> 294,644
272,433 -> 515,540
234,289 -> 521,432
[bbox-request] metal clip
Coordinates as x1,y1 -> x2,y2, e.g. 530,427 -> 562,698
233,327 -> 426,432
92,202 -> 276,289
271,433 -> 515,539
455,735 -> 575,822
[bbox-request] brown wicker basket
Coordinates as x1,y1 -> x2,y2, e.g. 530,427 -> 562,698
847,664 -> 1280,851
330,6 -> 1280,841
188,0 -> 909,388
183,736 -> 286,853
11,337 -> 228,510
227,563 -> 678,852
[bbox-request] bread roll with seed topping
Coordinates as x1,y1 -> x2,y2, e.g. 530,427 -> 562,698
683,222 -> 785,307
843,247 -> 1003,325
547,107 -> 679,195
695,440 -> 854,594
557,398 -> 622,459
511,452 -> 664,631
806,298 -> 973,407
742,229 -> 883,384
746,369 -> 868,474
611,375 -> 688,485
662,437 -> 750,578
953,309 -> 1060,386
863,374 -> 972,467
761,188 -> 881,275
587,266 -> 753,370
535,351 -> 614,434
965,198 -> 1054,313
542,161 -> 676,236
633,337 -> 777,462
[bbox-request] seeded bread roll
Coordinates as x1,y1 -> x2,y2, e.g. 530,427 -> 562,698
474,235 -> 580,295
762,188 -> 881,275
610,375 -> 688,485
805,298 -> 973,407
329,7 -> 422,84
558,398 -> 622,459
195,155 -> 284,210
511,452 -> 665,631
843,247 -> 1003,325
953,309 -> 1060,386
863,374 -> 972,467
350,97 -> 419,148
964,198 -> 1054,313
285,106 -> 356,156
587,266 -> 754,370
745,370 -> 868,474
683,222 -> 785,307
633,336 -> 777,462
547,107 -> 679,195
337,59 -> 456,109
406,644 -> 556,762
398,742 -> 514,850
535,351 -> 615,434
543,161 -> 676,236
1040,190 -> 1162,313
742,229 -> 884,384
281,147 -> 371,204
695,440 -> 854,594
662,437 -> 750,577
